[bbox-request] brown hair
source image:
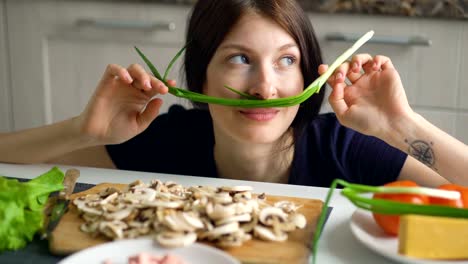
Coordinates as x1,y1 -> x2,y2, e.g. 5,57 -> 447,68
184,0 -> 325,139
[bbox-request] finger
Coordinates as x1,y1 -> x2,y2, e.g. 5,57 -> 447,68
318,64 -> 328,75
328,81 -> 348,117
137,98 -> 163,129
149,77 -> 169,96
334,61 -> 351,84
102,64 -> 133,84
166,79 -> 177,87
128,64 -> 153,91
318,64 -> 338,87
351,54 -> 374,74
333,61 -> 364,84
373,55 -> 393,71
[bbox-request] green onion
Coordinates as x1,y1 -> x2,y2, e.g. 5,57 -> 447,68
311,179 -> 468,264
223,85 -> 259,100
136,30 -> 375,108
163,45 -> 187,81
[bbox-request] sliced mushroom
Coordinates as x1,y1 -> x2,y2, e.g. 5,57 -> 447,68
101,202 -> 125,213
82,213 -> 101,222
156,232 -> 197,248
200,218 -> 214,231
98,187 -> 120,198
233,191 -> 252,202
203,222 -> 239,240
99,221 -> 127,239
254,225 -> 287,242
212,192 -> 233,204
124,180 -> 145,192
138,208 -> 156,222
104,207 -> 133,221
220,186 -> 253,192
123,187 -> 157,203
259,207 -> 288,226
274,201 -> 300,213
73,199 -> 103,216
166,182 -> 185,196
180,212 -> 204,230
80,221 -> 100,233
141,200 -> 184,209
218,229 -> 252,247
205,203 -> 236,220
234,200 -> 259,214
190,186 -> 217,199
99,192 -> 118,205
240,214 -> 258,233
290,213 -> 307,229
75,178 -> 307,248
215,213 -> 251,226
163,214 -> 197,232
149,179 -> 164,191
156,191 -> 185,200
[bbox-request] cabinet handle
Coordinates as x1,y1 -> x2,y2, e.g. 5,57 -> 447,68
76,18 -> 176,31
325,32 -> 431,46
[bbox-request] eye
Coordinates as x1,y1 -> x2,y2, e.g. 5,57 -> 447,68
278,56 -> 296,67
229,54 -> 249,65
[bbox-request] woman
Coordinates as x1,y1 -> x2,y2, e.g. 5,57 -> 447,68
0,0 -> 466,187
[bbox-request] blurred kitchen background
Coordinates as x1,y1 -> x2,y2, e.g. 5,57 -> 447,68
1,0 -> 468,143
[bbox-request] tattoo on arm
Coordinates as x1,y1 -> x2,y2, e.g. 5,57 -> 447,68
404,139 -> 437,171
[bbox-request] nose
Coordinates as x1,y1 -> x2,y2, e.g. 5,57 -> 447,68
247,64 -> 277,99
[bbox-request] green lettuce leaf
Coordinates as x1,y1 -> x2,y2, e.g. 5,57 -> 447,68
0,167 -> 64,251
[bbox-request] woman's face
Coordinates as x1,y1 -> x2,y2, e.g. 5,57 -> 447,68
205,12 -> 303,144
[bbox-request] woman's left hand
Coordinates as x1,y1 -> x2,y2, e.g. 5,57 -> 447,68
319,54 -> 414,139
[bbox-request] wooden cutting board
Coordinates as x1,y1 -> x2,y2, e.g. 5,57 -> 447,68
49,183 -> 324,264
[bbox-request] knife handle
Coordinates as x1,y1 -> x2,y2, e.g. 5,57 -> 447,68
59,169 -> 80,200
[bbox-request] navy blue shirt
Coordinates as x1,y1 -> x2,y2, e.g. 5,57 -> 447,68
106,105 -> 407,187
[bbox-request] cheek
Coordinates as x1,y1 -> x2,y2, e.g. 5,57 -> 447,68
287,105 -> 300,121
205,65 -> 236,97
280,77 -> 304,97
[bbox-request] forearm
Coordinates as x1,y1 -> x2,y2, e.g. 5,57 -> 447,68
0,117 -> 95,164
385,113 -> 468,185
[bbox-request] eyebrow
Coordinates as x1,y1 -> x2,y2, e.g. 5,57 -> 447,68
218,43 -> 299,52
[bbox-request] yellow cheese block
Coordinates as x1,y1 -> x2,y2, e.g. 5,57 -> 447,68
398,214 -> 468,259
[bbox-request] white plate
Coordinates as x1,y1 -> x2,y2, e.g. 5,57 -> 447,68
350,209 -> 468,264
58,238 -> 240,264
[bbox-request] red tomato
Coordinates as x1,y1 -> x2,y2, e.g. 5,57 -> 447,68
429,184 -> 468,208
372,180 -> 429,236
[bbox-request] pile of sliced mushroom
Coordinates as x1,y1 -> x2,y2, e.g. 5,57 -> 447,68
73,180 -> 307,248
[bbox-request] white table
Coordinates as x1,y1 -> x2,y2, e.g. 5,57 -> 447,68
0,162 -> 397,264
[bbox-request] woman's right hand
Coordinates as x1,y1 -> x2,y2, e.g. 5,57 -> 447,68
76,63 -> 173,145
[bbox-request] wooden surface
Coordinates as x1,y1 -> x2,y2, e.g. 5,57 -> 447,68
49,183 -> 324,264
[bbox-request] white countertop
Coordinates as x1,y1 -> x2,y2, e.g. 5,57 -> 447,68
0,162 -> 397,264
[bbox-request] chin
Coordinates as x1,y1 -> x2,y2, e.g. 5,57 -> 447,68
235,125 -> 289,145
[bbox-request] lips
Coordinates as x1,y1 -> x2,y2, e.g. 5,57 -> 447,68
239,108 -> 279,121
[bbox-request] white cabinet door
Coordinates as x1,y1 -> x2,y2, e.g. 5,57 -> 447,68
309,14 -> 463,109
412,19 -> 462,109
0,0 -> 12,132
309,13 -> 467,143
6,0 -> 191,130
456,23 -> 468,143
459,23 -> 468,111
309,14 -> 419,112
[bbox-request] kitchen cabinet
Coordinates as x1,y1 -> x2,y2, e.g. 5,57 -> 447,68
3,1 -> 468,144
309,13 -> 466,142
0,0 -> 12,132
5,0 -> 192,131
456,23 -> 468,143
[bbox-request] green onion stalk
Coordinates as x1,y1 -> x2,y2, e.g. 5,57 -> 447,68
135,30 -> 375,108
310,179 -> 468,264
